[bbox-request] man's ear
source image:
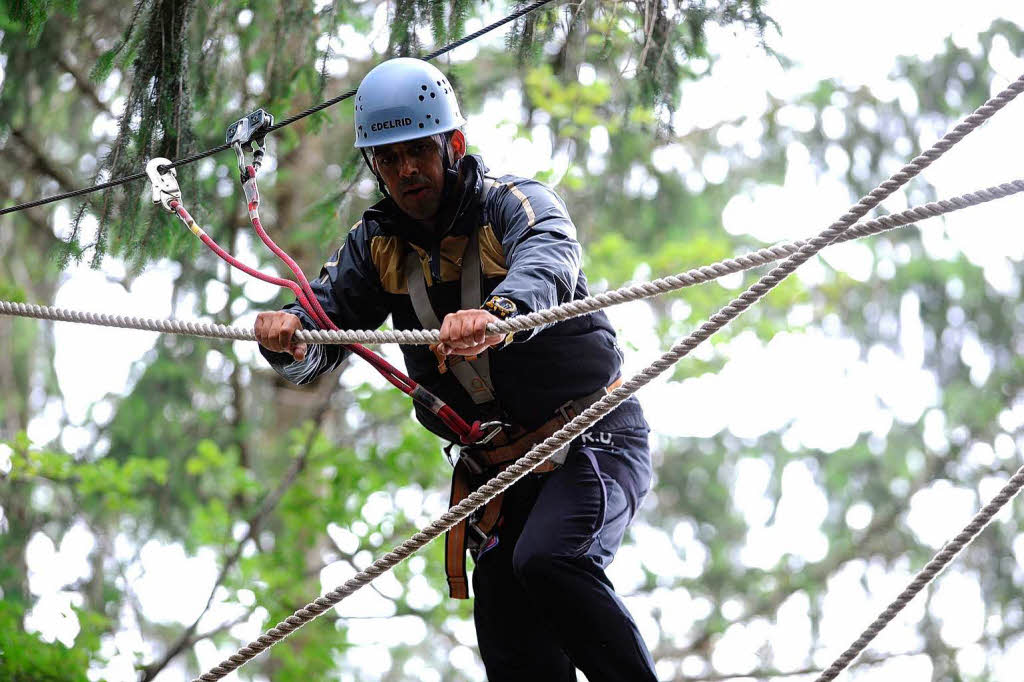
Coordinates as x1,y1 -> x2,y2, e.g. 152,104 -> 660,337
449,130 -> 467,161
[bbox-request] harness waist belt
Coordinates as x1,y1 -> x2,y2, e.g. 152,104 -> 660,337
444,378 -> 623,599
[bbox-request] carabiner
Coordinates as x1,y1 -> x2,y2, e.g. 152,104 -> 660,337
226,108 -> 274,181
146,157 -> 181,213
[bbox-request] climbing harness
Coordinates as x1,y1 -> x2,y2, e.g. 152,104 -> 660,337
144,112 -> 488,445
400,175 -> 623,598
443,378 -> 623,599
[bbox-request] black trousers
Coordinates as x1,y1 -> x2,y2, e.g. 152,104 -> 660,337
471,413 -> 657,682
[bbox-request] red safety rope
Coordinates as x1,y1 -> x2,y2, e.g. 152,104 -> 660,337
168,167 -> 483,444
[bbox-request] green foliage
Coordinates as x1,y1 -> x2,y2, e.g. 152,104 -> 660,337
7,434 -> 170,516
0,601 -> 95,682
5,2 -> 1024,681
0,281 -> 26,302
1,0 -> 79,44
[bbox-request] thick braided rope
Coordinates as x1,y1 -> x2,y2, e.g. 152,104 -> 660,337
0,302 -> 262,341
4,179 -> 1023,345
306,178 -> 1024,342
814,464 -> 1024,682
192,74 -> 1024,682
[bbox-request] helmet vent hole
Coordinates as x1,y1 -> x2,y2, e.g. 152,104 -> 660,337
418,95 -> 424,101
430,92 -> 436,98
419,123 -> 424,128
434,118 -> 439,124
421,84 -> 428,90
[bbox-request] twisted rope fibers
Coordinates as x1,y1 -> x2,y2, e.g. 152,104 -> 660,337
191,74 -> 1024,682
4,179 -> 1023,344
299,178 -> 1024,344
0,0 -> 557,216
814,464 -> 1024,681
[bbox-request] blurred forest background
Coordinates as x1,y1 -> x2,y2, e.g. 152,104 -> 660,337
3,1 -> 1024,680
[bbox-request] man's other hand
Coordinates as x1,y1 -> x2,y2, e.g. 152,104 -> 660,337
255,312 -> 307,361
438,309 -> 504,356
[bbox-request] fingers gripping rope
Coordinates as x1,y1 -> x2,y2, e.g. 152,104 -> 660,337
3,179 -> 1023,344
189,75 -> 1024,682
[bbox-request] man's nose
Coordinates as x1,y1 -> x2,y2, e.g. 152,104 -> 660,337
398,154 -> 419,177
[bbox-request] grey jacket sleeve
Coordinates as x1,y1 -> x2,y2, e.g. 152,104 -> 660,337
259,221 -> 389,384
488,178 -> 582,338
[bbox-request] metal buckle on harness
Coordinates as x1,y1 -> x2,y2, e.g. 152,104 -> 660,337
226,108 -> 274,180
556,400 -> 578,423
476,420 -> 505,446
465,520 -> 490,556
445,443 -> 484,475
444,421 -> 505,474
146,157 -> 180,212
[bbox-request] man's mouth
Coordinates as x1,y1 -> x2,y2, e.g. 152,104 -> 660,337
404,185 -> 430,198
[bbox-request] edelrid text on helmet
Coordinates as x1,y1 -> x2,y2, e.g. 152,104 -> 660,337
354,58 -> 466,148
371,117 -> 413,133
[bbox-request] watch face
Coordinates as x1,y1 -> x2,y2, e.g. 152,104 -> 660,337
488,298 -> 516,316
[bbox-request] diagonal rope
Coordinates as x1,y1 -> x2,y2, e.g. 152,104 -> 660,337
0,0 -> 557,216
3,179 -> 1022,344
814,462 -> 1024,682
191,72 -> 1024,682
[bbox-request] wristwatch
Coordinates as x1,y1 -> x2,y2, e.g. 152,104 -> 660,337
483,296 -> 517,320
482,296 -> 519,348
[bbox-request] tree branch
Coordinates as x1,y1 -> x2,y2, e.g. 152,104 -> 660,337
55,53 -> 115,118
10,128 -> 80,191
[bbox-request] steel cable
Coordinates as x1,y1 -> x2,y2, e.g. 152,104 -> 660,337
0,0 -> 557,216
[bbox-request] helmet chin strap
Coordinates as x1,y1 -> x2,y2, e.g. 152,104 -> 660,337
440,135 -> 463,204
360,148 -> 391,197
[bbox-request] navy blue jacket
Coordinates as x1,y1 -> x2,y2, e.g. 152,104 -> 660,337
260,155 -> 645,439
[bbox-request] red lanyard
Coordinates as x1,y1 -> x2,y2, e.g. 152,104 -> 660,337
148,155 -> 486,444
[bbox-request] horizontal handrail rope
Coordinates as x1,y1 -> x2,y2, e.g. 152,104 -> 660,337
192,73 -> 1024,682
815,464 -> 1024,682
298,179 -> 1024,344
3,179 -> 1022,343
0,0 -> 557,216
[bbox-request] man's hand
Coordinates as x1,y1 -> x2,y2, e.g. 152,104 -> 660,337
254,312 -> 307,361
438,309 -> 504,356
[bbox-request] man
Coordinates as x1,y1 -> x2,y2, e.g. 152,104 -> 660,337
255,57 -> 657,681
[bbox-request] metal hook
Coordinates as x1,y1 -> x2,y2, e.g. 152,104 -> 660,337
232,142 -> 247,179
146,158 -> 180,212
226,108 -> 274,181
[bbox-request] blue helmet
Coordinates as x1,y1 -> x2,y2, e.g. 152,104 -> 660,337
354,58 -> 466,149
